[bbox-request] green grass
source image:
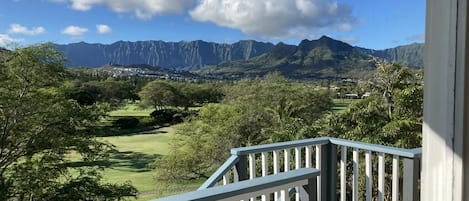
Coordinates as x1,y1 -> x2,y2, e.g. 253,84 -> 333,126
109,104 -> 154,117
100,126 -> 203,200
70,125 -> 203,201
332,98 -> 358,113
71,104 -> 207,200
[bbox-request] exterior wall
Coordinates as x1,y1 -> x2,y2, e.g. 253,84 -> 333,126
422,0 -> 468,200
460,0 -> 469,198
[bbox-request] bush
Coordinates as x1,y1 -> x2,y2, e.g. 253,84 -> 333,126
113,117 -> 140,129
150,109 -> 196,124
69,90 -> 96,106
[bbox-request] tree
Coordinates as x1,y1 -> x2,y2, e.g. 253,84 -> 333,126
374,63 -> 413,119
176,83 -> 224,107
317,64 -> 423,148
64,79 -> 137,107
154,74 -> 333,181
138,80 -> 183,110
0,44 -> 136,200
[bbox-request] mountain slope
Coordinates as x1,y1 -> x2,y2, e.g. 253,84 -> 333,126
202,36 -> 377,79
55,40 -> 274,70
360,43 -> 424,68
54,37 -> 424,80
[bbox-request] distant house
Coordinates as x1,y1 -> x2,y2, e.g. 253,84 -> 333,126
361,92 -> 372,99
342,78 -> 354,83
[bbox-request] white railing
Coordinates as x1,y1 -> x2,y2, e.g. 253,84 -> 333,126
157,137 -> 422,201
156,168 -> 320,201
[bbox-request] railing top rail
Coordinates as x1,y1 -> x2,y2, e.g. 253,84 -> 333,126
230,137 -> 330,155
198,155 -> 239,190
154,168 -> 320,201
329,138 -> 422,158
230,137 -> 422,159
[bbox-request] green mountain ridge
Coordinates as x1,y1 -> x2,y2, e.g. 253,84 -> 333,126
369,43 -> 424,68
54,40 -> 275,70
202,36 -> 382,79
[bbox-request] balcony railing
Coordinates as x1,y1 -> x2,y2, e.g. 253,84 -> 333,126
154,137 -> 422,201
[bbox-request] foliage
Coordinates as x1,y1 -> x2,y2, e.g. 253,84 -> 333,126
154,74 -> 333,181
150,108 -> 195,125
113,117 -> 140,129
68,90 -> 97,106
176,82 -> 224,107
317,64 -> 423,148
63,79 -> 138,108
373,63 -> 414,119
0,44 -> 136,200
139,80 -> 224,111
313,64 -> 423,200
138,81 -> 183,110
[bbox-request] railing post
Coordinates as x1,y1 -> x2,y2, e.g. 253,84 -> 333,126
320,142 -> 337,201
235,154 -> 249,181
301,177 -> 318,201
403,157 -> 421,201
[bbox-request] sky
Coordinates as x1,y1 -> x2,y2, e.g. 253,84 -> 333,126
0,0 -> 426,50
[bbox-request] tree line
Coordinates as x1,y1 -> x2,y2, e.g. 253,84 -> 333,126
0,45 -> 137,200
152,66 -> 423,181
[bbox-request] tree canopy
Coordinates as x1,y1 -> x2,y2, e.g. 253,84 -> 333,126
154,74 -> 333,181
0,45 -> 136,200
138,80 -> 183,110
317,64 -> 423,148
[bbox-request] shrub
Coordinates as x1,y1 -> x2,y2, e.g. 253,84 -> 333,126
150,109 -> 197,124
113,117 -> 140,129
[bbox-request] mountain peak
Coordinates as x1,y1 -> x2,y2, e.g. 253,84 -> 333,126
296,36 -> 352,54
318,35 -> 334,41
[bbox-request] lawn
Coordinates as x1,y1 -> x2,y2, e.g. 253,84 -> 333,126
72,102 -> 204,201
109,104 -> 154,117
97,126 -> 203,200
332,98 -> 358,113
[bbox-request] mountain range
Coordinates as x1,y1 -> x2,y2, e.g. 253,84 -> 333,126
55,40 -> 274,70
204,36 -> 377,79
54,37 -> 423,79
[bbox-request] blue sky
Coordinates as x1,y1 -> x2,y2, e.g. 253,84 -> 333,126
0,0 -> 425,49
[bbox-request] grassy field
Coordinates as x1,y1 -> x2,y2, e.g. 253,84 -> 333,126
98,126 -> 203,201
332,98 -> 358,113
109,104 -> 154,117
72,105 -> 203,201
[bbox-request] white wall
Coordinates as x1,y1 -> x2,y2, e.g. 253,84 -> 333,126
422,0 -> 468,200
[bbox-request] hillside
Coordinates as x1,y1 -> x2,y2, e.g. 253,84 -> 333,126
360,43 -> 424,68
202,36 -> 378,79
55,40 -> 274,70
54,37 -> 424,80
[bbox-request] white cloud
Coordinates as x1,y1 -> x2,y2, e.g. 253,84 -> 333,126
8,24 -> 46,36
61,25 -> 88,37
53,0 -> 196,20
406,34 -> 425,42
0,34 -> 22,47
190,0 -> 358,39
96,24 -> 112,34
